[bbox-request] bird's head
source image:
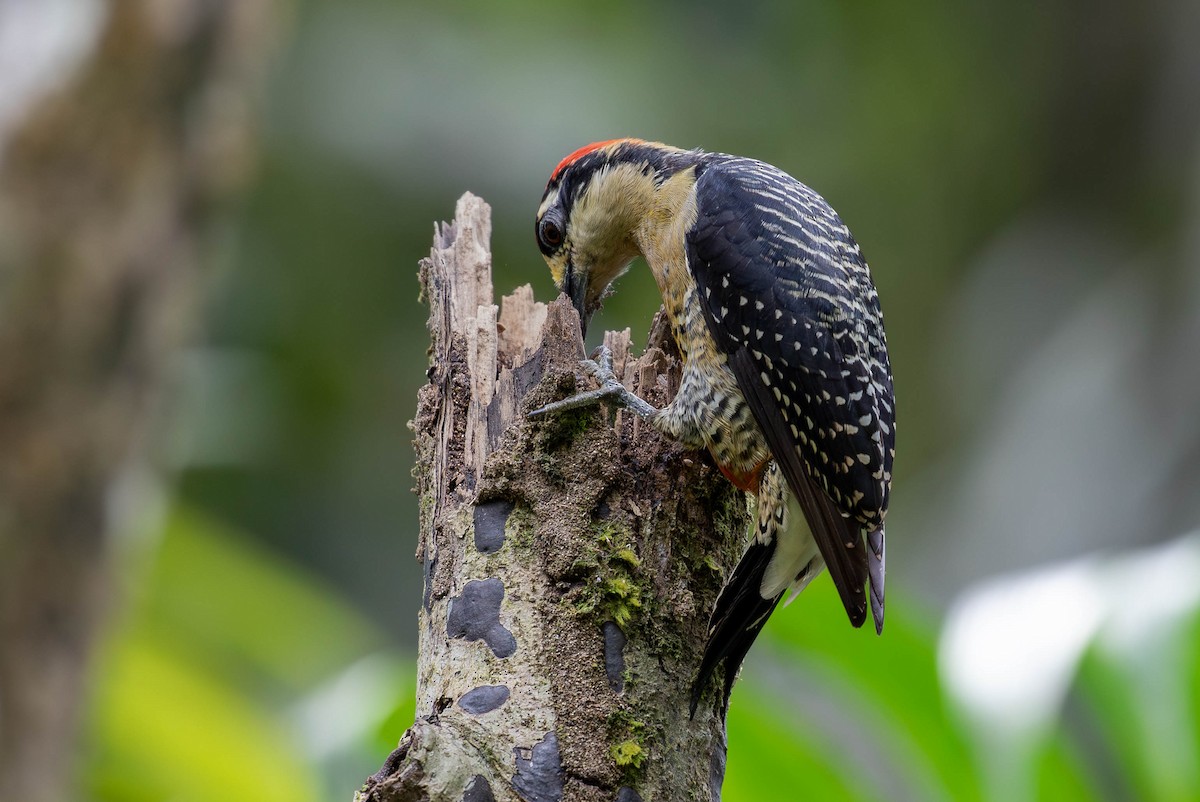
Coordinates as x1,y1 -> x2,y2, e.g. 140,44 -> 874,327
535,138 -> 693,336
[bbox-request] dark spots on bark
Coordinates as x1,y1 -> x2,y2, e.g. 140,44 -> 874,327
487,354 -> 547,445
458,684 -> 510,715
512,731 -> 563,802
603,621 -> 626,693
447,577 -> 517,658
473,500 -> 514,553
463,774 -> 496,802
512,350 -> 547,399
709,730 -> 727,802
616,788 -> 643,802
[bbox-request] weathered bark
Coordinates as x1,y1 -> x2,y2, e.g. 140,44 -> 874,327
0,4 -> 280,802
360,195 -> 750,802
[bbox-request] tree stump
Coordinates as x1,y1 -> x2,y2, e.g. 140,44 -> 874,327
359,194 -> 750,802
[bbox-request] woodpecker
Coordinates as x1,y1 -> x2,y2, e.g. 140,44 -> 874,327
530,139 -> 895,714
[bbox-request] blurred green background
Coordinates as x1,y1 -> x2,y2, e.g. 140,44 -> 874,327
7,0 -> 1200,799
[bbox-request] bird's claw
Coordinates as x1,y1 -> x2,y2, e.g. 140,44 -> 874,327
527,345 -> 655,420
578,346 -> 621,392
586,345 -> 614,376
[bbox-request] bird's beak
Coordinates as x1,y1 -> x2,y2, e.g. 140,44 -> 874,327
564,267 -> 592,338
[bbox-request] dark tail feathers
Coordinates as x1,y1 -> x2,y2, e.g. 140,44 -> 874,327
689,539 -> 783,718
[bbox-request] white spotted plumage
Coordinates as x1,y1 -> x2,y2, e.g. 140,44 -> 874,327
534,139 -> 895,713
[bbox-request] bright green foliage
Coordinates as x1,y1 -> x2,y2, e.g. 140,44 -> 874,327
137,508 -> 380,689
79,506 -> 413,802
85,638 -> 321,802
78,507 -> 1200,801
724,691 -> 872,802
723,576 -> 1200,802
726,580 -> 965,802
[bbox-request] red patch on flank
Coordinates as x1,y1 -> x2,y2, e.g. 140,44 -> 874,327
550,139 -> 630,181
717,459 -> 768,494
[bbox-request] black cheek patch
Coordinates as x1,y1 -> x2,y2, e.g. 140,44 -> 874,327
602,621 -> 626,693
463,775 -> 496,802
458,685 -> 511,715
447,578 -> 517,658
474,500 -> 514,554
512,732 -> 563,802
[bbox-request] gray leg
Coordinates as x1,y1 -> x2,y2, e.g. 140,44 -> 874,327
528,346 -> 658,421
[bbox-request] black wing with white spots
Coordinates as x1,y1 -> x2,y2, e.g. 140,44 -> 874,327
687,156 -> 895,627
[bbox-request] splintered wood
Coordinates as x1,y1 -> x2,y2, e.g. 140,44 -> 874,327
422,193 -> 582,486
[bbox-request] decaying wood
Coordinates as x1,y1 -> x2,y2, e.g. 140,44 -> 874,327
360,194 -> 750,802
0,4 -> 280,802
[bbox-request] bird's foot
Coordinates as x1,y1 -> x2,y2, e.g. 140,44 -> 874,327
528,346 -> 657,420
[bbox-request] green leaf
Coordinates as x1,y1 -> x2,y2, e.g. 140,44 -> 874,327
741,580 -> 980,802
1075,608 -> 1200,802
1033,732 -> 1103,802
81,504 -> 399,801
139,506 -> 382,689
83,637 -> 321,802
725,685 -> 871,802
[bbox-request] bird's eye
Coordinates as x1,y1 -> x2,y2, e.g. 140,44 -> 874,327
540,219 -> 563,248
